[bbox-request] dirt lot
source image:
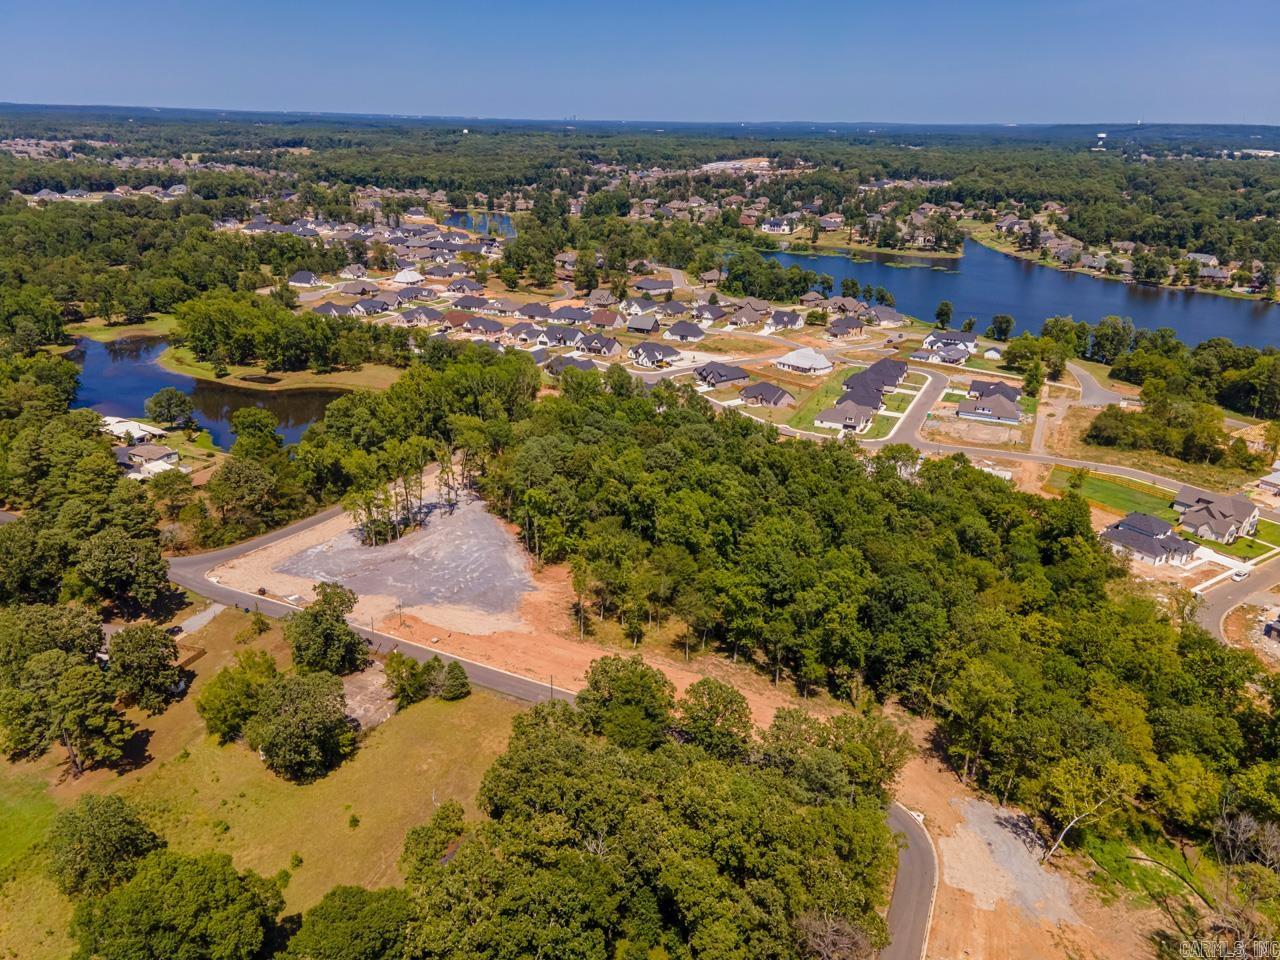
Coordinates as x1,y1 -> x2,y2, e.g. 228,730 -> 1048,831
923,410 -> 1029,448
1224,602 -> 1280,669
893,713 -> 1159,960
210,487 -> 827,725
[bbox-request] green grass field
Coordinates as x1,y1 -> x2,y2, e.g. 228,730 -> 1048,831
0,609 -> 523,959
861,415 -> 898,441
786,367 -> 849,430
882,392 -> 914,413
1181,531 -> 1275,561
1045,467 -> 1177,520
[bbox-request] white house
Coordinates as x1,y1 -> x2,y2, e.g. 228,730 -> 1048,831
775,347 -> 833,376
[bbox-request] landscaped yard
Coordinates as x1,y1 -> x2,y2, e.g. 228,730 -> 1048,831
0,608 -> 523,960
1045,467 -> 1177,520
883,392 -> 915,413
1181,531 -> 1276,561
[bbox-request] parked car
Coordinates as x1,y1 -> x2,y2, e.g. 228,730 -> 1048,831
1231,569 -> 1250,582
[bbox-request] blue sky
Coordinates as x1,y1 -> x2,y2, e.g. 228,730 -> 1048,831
3,0 -> 1278,124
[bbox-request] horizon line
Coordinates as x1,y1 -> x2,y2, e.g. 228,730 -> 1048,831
2,101 -> 1277,131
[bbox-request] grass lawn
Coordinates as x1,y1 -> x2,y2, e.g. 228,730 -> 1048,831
883,392 -> 915,413
1256,519 -> 1280,546
786,367 -> 849,430
0,609 -> 523,958
1020,395 -> 1039,416
1045,467 -> 1177,521
861,415 -> 897,441
942,390 -> 968,403
1181,531 -> 1275,561
69,313 -> 179,342
159,346 -> 403,392
699,334 -> 778,356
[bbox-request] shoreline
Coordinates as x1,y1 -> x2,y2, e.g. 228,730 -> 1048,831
964,225 -> 1278,306
155,345 -> 402,393
779,238 -> 963,261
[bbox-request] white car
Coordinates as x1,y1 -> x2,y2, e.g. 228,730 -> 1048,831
1231,569 -> 1250,582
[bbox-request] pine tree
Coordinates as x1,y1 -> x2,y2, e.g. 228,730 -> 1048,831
439,661 -> 471,701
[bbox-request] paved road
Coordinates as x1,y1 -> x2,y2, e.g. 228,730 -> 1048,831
1195,563 -> 1280,640
0,509 -> 15,525
883,803 -> 938,960
1067,362 -> 1127,407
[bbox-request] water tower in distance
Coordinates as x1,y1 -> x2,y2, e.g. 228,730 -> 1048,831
1092,131 -> 1108,152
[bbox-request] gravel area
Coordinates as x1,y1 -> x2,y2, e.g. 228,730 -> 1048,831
277,495 -> 533,615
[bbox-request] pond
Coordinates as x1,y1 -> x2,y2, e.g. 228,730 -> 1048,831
442,210 -> 516,237
69,337 -> 343,449
768,239 -> 1280,349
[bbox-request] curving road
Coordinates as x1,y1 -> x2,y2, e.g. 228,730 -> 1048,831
883,803 -> 938,960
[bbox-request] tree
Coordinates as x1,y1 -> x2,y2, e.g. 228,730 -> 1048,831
439,660 -> 471,701
676,677 -> 752,760
244,672 -> 356,782
48,795 -> 164,897
934,300 -> 953,329
1041,756 -> 1143,861
384,651 -> 442,709
576,655 -> 674,750
1023,357 -> 1045,397
0,649 -> 133,776
77,527 -> 169,610
286,582 -> 369,675
285,887 -> 412,960
71,851 -> 282,960
196,649 -> 280,743
143,387 -> 194,428
147,467 -> 194,520
987,314 -> 1015,341
109,624 -> 180,715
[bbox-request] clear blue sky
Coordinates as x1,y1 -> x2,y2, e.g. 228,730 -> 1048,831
4,0 -> 1278,124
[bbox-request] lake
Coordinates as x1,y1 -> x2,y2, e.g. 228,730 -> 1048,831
442,210 -> 516,237
70,337 -> 342,449
768,240 -> 1280,349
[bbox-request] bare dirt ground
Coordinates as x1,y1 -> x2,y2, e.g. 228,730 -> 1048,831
923,416 -> 1029,449
209,489 -> 825,725
893,713 -> 1159,960
1224,602 -> 1280,669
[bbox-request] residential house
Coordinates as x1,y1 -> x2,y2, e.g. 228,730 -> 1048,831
828,315 -> 865,340
633,276 -> 674,294
819,213 -> 845,231
100,416 -> 166,443
547,356 -> 598,376
957,396 -> 1021,424
764,310 -> 803,333
663,320 -> 705,343
628,342 -> 681,368
587,289 -> 619,307
761,218 -> 793,235
580,334 -> 621,357
1173,487 -> 1260,544
588,309 -> 624,331
775,347 -> 833,376
288,270 -> 323,288
922,329 -> 979,354
1101,513 -> 1198,566
462,316 -> 504,338
114,443 -> 180,480
339,264 -> 367,279
692,303 -> 726,324
968,380 -> 1022,404
506,321 -> 545,343
740,382 -> 795,408
313,302 -> 351,318
694,362 -> 749,387
626,314 -> 661,335
865,305 -> 907,327
540,325 -> 584,348
515,302 -> 553,322
452,295 -> 490,311
814,400 -> 875,434
447,278 -> 485,295
393,268 -> 425,285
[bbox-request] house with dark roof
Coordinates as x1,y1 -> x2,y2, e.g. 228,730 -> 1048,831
815,400 -> 875,434
400,306 -> 443,326
740,382 -> 795,408
547,356 -> 598,376
462,316 -> 504,337
1101,513 -> 1197,566
580,334 -> 621,357
968,380 -> 1023,404
588,310 -> 624,330
313,302 -> 351,318
828,315 -> 865,340
957,396 -> 1021,424
633,276 -> 674,293
552,306 -> 592,324
447,278 -> 484,294
539,325 -> 584,348
628,342 -> 681,368
506,322 -> 545,343
288,270 -> 323,288
691,303 -> 726,323
663,321 -> 706,343
764,310 -> 803,333
1173,487 -> 1259,544
923,329 -> 979,353
626,314 -> 660,335
516,302 -> 553,321
452,295 -> 489,311
694,362 -> 749,387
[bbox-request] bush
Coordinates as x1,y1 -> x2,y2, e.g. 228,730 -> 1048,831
439,660 -> 471,702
